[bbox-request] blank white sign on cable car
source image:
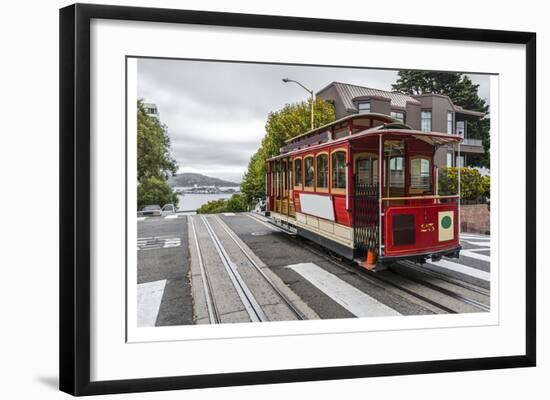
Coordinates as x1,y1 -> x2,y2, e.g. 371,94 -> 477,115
299,193 -> 335,221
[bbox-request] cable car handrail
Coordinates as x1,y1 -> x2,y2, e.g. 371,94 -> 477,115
381,194 -> 459,201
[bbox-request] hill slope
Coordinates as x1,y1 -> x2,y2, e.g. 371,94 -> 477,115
169,173 -> 240,187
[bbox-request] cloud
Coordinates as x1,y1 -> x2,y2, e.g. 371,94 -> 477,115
137,58 -> 491,182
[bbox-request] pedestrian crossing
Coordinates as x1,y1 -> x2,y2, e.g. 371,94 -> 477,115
424,233 -> 491,282
138,279 -> 166,327
287,262 -> 401,317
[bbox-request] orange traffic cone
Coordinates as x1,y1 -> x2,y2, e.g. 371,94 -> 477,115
361,248 -> 377,271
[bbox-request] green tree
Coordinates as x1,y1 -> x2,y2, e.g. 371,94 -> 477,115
392,71 -> 490,167
241,98 -> 336,204
137,176 -> 178,209
137,101 -> 178,209
137,101 -> 177,180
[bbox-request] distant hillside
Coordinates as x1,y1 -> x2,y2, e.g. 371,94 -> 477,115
169,173 -> 240,187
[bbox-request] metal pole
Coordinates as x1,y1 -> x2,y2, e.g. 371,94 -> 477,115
311,91 -> 315,130
378,134 -> 383,256
458,142 -> 461,235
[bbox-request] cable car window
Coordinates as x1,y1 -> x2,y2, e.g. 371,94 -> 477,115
410,157 -> 432,191
331,151 -> 347,189
294,158 -> 302,187
388,156 -> 405,188
356,155 -> 378,186
316,154 -> 329,189
274,163 -> 279,196
304,156 -> 314,188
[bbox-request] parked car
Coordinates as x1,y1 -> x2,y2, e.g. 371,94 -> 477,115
140,204 -> 162,216
162,204 -> 176,215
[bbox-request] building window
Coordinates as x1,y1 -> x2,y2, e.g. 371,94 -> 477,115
456,155 -> 464,168
357,102 -> 371,114
331,151 -> 347,189
316,154 -> 329,189
304,156 -> 314,188
447,111 -> 454,134
391,111 -> 405,123
447,152 -> 453,167
456,120 -> 466,137
421,110 -> 432,131
293,158 -> 302,187
410,157 -> 432,191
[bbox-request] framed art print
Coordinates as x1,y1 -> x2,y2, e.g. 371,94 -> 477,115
59,3 -> 536,395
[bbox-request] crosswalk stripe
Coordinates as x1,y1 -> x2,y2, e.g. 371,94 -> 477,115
137,217 -> 147,221
428,259 -> 490,281
460,250 -> 491,263
164,214 -> 178,219
137,279 -> 166,327
466,248 -> 491,253
460,234 -> 489,239
287,262 -> 401,317
462,240 -> 491,246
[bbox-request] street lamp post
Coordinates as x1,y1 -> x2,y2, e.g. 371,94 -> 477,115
282,78 -> 315,130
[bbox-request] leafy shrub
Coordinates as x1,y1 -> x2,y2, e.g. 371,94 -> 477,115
438,167 -> 489,203
197,194 -> 248,214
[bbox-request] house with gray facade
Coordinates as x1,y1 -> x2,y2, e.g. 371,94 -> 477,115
316,82 -> 486,168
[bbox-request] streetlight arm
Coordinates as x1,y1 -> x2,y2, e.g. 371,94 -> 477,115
282,78 -> 313,96
282,77 -> 315,130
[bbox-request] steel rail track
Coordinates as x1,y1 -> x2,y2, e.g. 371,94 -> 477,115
246,213 -> 486,314
189,218 -> 221,324
397,260 -> 490,296
387,265 -> 490,312
201,215 -> 268,322
213,215 -> 306,321
189,217 -> 220,324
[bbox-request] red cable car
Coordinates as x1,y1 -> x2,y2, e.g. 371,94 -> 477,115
266,113 -> 462,267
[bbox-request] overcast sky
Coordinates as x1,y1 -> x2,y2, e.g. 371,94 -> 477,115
138,58 -> 490,183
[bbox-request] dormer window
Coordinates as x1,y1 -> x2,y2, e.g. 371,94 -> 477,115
357,102 -> 371,114
391,111 -> 405,123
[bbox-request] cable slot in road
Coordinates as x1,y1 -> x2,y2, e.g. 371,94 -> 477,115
200,215 -> 268,323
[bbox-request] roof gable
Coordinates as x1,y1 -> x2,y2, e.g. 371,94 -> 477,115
318,81 -> 421,110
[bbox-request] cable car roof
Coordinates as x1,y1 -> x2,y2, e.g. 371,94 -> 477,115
268,122 -> 463,161
283,113 -> 396,144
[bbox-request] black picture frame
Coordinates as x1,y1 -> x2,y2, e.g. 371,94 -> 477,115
59,3 -> 536,396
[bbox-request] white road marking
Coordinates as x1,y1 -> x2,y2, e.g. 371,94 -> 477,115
287,262 -> 401,317
137,217 -> 147,221
137,236 -> 181,250
460,234 -> 490,240
462,240 -> 491,246
428,259 -> 490,281
460,250 -> 491,263
466,248 -> 491,253
137,279 -> 166,327
245,213 -> 283,232
163,238 -> 181,248
223,213 -> 236,216
164,214 -> 178,219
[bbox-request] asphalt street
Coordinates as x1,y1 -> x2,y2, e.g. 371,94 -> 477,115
137,214 -> 193,326
137,212 -> 491,326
